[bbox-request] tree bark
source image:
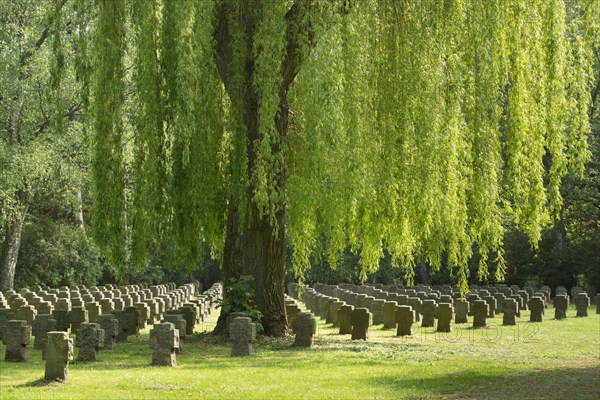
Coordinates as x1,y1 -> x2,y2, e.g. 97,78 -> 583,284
553,213 -> 566,252
0,201 -> 29,291
221,199 -> 287,336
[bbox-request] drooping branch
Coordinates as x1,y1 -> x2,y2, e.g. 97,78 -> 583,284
214,1 -> 233,93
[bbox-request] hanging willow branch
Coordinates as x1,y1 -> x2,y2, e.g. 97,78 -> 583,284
91,0 -> 126,267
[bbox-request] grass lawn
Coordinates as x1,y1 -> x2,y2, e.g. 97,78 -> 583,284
0,302 -> 598,399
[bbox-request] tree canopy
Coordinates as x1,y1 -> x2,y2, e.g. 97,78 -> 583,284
88,0 -> 597,288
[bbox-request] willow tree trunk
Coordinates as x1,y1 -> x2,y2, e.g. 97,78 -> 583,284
222,197 -> 287,336
218,81 -> 289,337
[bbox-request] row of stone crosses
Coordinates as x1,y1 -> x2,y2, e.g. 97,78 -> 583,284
285,282 -> 599,340
0,281 -> 223,381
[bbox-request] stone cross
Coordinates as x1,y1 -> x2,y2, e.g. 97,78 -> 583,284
482,296 -> 497,318
134,302 -> 150,329
55,298 -> 71,313
37,301 -> 54,316
420,300 -> 437,328
52,309 -> 70,332
9,296 -> 28,311
0,308 -> 15,343
395,294 -> 409,306
502,298 -> 518,326
121,295 -> 133,308
4,320 -> 31,361
32,314 -> 57,350
493,293 -> 506,311
328,300 -> 345,328
395,305 -> 414,336
15,305 -> 37,326
99,299 -> 114,315
436,303 -> 453,332
528,296 -> 545,322
44,331 -> 73,381
517,290 -> 530,310
230,317 -> 256,357
146,299 -> 160,324
180,305 -> 197,334
292,312 -> 317,348
163,314 -> 186,353
574,293 -> 590,317
595,294 -> 600,315
381,301 -> 398,329
155,298 -> 166,321
370,299 -> 385,325
113,306 -> 140,342
472,300 -> 488,328
112,298 -> 124,312
454,299 -> 469,324
76,322 -> 104,362
97,314 -> 119,350
225,312 -> 247,334
508,294 -> 522,317
439,295 -> 453,304
466,293 -> 479,316
286,301 -> 302,327
407,297 -> 422,322
338,304 -> 354,334
323,297 -> 336,324
350,307 -> 372,341
70,306 -> 88,336
150,322 -> 179,366
553,294 -> 569,320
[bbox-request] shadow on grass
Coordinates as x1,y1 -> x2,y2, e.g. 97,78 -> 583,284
16,377 -> 59,388
368,364 -> 600,400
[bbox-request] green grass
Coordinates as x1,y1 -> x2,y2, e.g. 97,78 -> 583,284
1,304 -> 599,399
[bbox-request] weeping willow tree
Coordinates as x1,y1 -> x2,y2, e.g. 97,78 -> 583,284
83,0 -> 598,335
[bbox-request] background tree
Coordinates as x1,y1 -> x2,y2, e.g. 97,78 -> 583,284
0,0 -> 89,290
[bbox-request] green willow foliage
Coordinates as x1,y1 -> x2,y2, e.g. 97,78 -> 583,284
130,0 -> 165,267
288,0 -> 597,291
251,1 -> 288,225
82,0 -> 597,292
91,0 -> 126,267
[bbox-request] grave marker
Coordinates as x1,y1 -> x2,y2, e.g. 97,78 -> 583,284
528,296 -> 545,322
350,308 -> 372,341
44,332 -> 73,381
472,300 -> 488,328
436,303 -> 453,332
76,322 -> 104,362
150,322 -> 179,366
4,320 -> 31,362
292,312 -> 317,347
395,305 -> 414,336
230,317 -> 255,357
